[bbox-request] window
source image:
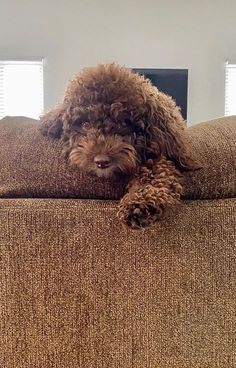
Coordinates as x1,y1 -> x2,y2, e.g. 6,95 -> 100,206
0,60 -> 44,120
225,61 -> 236,116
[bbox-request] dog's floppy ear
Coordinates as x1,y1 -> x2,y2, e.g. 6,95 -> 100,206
145,92 -> 200,171
39,104 -> 65,139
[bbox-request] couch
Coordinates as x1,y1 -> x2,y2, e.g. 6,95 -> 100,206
0,115 -> 235,368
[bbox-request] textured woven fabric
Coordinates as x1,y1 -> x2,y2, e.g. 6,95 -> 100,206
183,115 -> 236,199
0,198 -> 235,367
0,115 -> 235,200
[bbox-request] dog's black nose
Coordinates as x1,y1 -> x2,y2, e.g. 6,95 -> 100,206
94,156 -> 111,169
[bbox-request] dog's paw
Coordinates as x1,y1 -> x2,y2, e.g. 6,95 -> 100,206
118,202 -> 163,229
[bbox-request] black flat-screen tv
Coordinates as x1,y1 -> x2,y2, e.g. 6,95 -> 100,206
133,68 -> 188,120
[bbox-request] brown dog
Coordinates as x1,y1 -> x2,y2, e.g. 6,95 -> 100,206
40,63 -> 199,229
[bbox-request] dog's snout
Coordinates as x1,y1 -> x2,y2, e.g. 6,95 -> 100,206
94,155 -> 111,169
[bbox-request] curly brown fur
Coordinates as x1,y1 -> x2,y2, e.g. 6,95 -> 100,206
117,156 -> 183,228
40,63 -> 200,229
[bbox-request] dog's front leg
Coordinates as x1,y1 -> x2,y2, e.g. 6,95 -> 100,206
117,156 -> 183,229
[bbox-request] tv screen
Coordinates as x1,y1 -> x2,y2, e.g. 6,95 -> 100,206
133,69 -> 188,120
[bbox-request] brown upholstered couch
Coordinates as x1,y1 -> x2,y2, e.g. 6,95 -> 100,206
0,115 -> 235,368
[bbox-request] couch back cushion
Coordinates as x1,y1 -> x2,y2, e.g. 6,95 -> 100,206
183,115 -> 236,199
0,115 -> 235,200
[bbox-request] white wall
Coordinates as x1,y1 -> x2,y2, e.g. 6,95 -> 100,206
0,0 -> 235,125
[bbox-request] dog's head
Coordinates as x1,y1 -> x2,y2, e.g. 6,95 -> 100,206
41,63 -> 199,178
65,115 -> 139,178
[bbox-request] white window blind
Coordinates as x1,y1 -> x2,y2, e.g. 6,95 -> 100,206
0,60 -> 44,120
225,62 -> 236,116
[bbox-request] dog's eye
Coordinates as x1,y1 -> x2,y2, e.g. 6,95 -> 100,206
124,118 -> 132,125
81,121 -> 90,129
